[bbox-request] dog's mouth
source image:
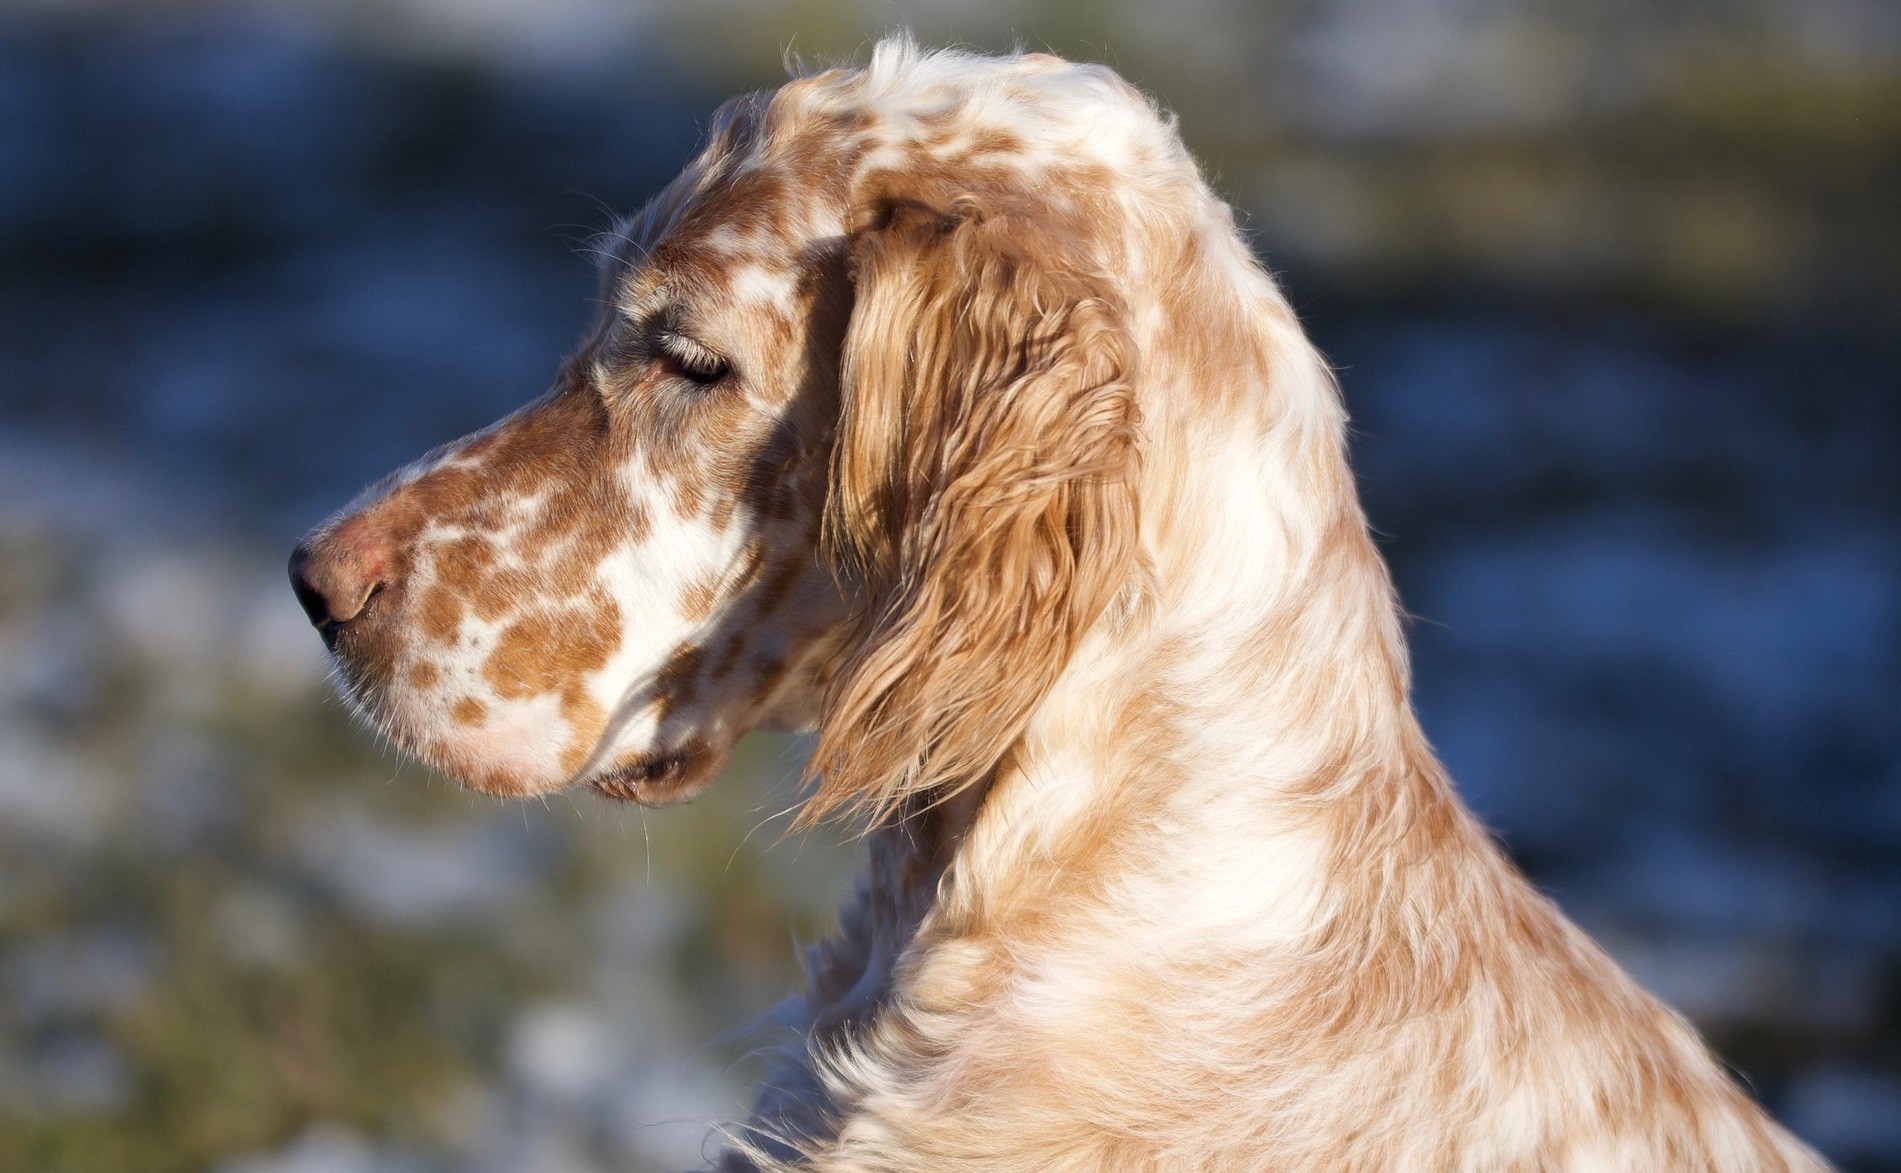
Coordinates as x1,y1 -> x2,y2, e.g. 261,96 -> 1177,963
589,743 -> 714,805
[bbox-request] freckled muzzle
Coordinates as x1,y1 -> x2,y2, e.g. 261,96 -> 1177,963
288,390 -> 649,799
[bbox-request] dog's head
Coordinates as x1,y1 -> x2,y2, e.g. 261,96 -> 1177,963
291,46 -> 1151,817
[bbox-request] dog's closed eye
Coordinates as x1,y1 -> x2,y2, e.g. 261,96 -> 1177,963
655,329 -> 731,387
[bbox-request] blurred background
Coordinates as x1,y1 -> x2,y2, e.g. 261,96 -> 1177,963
0,0 -> 1895,1169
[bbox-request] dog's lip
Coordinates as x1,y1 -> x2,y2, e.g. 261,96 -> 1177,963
589,747 -> 707,804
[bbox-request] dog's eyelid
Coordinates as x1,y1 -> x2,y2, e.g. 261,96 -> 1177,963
653,327 -> 732,387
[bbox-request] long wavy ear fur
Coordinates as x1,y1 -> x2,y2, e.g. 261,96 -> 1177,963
803,201 -> 1141,826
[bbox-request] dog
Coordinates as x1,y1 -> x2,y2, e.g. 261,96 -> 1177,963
290,39 -> 1827,1171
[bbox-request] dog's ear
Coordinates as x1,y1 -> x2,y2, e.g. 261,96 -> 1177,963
803,200 -> 1141,825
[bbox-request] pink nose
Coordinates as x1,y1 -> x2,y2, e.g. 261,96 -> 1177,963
289,519 -> 390,646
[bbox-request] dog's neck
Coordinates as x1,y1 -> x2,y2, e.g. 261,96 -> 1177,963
911,226 -> 1455,957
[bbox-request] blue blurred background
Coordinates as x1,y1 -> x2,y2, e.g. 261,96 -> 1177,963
0,1 -> 1895,1169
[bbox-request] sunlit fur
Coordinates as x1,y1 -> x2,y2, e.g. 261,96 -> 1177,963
810,202 -> 1141,826
301,38 -> 1827,1171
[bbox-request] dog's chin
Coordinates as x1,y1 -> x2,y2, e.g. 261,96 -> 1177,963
329,680 -> 588,802
414,735 -> 575,801
588,741 -> 724,806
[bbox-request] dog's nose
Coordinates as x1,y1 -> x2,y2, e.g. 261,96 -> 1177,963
289,520 -> 389,643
